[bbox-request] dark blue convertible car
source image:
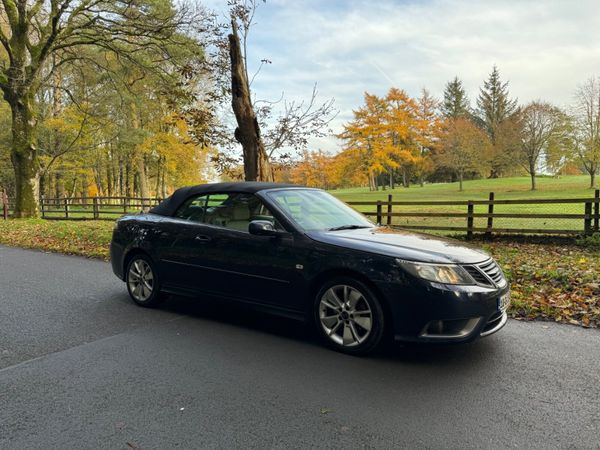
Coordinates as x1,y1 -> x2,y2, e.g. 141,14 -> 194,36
110,182 -> 510,355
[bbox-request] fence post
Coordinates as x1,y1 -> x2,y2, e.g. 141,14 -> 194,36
123,197 -> 128,214
387,194 -> 392,226
595,189 -> 599,232
467,201 -> 474,240
40,195 -> 45,219
376,201 -> 382,225
584,201 -> 592,235
64,197 -> 69,219
93,197 -> 99,220
485,192 -> 494,239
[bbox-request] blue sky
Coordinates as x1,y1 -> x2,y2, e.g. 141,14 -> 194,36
204,0 -> 600,153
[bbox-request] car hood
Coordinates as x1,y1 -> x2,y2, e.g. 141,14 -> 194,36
306,227 -> 490,264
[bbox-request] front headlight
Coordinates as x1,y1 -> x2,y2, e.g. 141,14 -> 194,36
397,259 -> 475,285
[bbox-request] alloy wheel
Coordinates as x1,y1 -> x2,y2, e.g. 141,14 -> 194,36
318,284 -> 373,347
127,259 -> 154,302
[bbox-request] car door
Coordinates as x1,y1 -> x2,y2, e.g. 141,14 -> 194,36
188,192 -> 308,311
153,193 -> 221,293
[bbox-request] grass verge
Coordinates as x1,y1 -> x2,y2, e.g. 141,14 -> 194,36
0,218 -> 113,259
1,218 -> 598,328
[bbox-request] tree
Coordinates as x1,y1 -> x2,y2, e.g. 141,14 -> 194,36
288,150 -> 332,188
476,65 -> 519,177
228,16 -> 271,181
415,88 -> 441,186
572,76 -> 600,188
442,76 -> 471,120
384,88 -> 423,188
516,101 -> 569,190
437,118 -> 492,191
0,0 -> 197,217
339,88 -> 437,190
212,0 -> 337,180
339,93 -> 390,190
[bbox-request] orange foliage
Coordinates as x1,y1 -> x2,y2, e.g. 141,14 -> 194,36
338,88 -> 440,187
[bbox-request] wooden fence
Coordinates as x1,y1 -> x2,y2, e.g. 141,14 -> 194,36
2,190 -> 600,237
39,196 -> 163,220
347,190 -> 600,237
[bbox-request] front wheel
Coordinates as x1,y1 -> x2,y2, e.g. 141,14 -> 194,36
314,277 -> 385,355
126,254 -> 164,307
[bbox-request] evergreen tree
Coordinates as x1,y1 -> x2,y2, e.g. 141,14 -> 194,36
442,77 -> 471,119
476,65 -> 518,144
476,65 -> 519,177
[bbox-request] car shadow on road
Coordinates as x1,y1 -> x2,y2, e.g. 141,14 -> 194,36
145,294 -> 502,367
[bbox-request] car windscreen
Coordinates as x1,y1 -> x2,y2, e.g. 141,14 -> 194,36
266,189 -> 374,231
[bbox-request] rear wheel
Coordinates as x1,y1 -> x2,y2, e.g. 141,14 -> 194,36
314,277 -> 385,355
126,254 -> 164,307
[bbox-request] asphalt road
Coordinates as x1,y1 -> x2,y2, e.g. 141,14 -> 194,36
1,245 -> 599,449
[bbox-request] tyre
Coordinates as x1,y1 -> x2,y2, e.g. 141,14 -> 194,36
125,254 -> 164,307
314,276 -> 385,355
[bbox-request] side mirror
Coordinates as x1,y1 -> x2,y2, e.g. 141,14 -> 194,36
248,220 -> 285,237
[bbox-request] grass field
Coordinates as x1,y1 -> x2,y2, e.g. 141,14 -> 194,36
330,175 -> 599,233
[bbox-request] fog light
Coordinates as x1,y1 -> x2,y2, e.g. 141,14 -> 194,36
421,318 -> 481,338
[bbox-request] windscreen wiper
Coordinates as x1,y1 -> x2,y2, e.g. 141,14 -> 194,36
328,225 -> 372,231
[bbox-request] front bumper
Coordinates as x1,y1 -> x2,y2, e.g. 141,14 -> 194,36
378,279 -> 510,343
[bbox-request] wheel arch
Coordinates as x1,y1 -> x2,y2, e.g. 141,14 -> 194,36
308,268 -> 394,332
122,247 -> 153,276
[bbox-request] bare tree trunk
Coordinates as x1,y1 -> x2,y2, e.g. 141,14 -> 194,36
125,160 -> 132,197
228,20 -> 272,182
55,172 -> 64,205
155,157 -> 162,198
137,157 -> 149,208
459,170 -> 464,191
119,155 -> 125,197
106,157 -> 113,197
81,176 -> 89,204
530,162 -> 537,191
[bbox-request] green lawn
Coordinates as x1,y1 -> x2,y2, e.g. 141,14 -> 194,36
330,175 -> 596,202
330,175 -> 599,233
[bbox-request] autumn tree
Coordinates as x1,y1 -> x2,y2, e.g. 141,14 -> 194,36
572,76 -> 600,188
23,20 -> 209,204
340,88 -> 436,190
339,93 -> 389,190
476,65 -> 519,177
0,0 -> 198,217
442,76 -> 471,120
288,150 -> 333,188
516,101 -> 569,190
437,118 -> 492,191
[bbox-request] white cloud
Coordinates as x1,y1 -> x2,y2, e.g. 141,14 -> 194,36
205,0 -> 600,153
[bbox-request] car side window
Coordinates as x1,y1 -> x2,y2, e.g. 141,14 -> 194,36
203,193 -> 283,232
174,194 -> 208,222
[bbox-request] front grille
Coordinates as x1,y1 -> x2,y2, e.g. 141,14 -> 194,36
463,265 -> 492,286
463,259 -> 506,287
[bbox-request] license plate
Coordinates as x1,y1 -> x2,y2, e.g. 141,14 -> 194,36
498,292 -> 511,312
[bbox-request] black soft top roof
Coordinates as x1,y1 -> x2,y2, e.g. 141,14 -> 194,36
149,182 -> 300,216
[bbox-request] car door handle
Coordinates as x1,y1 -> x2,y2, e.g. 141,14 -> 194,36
194,234 -> 211,242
